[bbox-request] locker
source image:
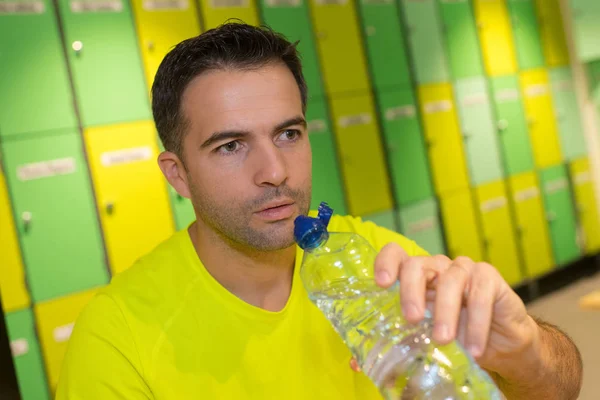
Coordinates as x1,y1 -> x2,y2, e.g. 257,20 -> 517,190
540,165 -> 581,266
454,77 -> 504,185
329,93 -> 394,216
417,83 -> 470,195
358,0 -> 411,91
362,209 -> 397,232
35,287 -> 100,394
259,0 -> 325,99
570,0 -> 600,62
199,0 -> 259,29
398,198 -> 446,256
6,309 -> 50,400
439,188 -> 484,261
519,69 -> 563,168
489,75 -> 535,176
0,161 -> 30,313
534,0 -> 569,66
507,171 -> 554,278
56,0 -> 151,127
507,0 -> 544,70
1,130 -> 109,303
475,180 -> 523,286
549,68 -> 587,161
306,98 -> 347,214
401,0 -> 450,84
438,0 -> 484,79
131,0 -> 201,92
309,0 -> 371,95
0,0 -> 77,137
569,157 -> 600,254
84,121 -> 175,275
473,0 -> 518,76
376,89 -> 433,207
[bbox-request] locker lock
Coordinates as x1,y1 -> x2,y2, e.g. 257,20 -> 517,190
147,41 -> 155,51
497,119 -> 509,132
106,202 -> 115,215
72,41 -> 83,54
366,26 -> 376,36
22,211 -> 32,231
547,211 -> 556,222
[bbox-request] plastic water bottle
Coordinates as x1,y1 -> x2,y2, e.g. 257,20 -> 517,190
294,202 -> 503,400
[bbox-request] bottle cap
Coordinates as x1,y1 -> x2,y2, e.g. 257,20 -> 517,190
294,202 -> 333,250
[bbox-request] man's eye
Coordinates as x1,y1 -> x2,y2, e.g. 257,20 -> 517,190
217,141 -> 240,154
280,129 -> 300,141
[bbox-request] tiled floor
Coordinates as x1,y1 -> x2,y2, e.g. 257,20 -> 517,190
526,270 -> 600,400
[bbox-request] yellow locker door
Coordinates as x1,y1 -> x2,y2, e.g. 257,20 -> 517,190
199,0 -> 259,30
534,0 -> 569,66
507,171 -> 554,278
329,92 -> 393,216
519,68 -> 563,168
131,0 -> 201,92
439,188 -> 484,262
475,180 -> 523,286
0,162 -> 30,312
417,83 -> 470,196
569,157 -> 600,254
473,0 -> 518,76
309,0 -> 371,96
84,121 -> 175,275
34,287 -> 101,394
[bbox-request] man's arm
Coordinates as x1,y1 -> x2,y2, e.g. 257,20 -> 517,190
490,316 -> 583,400
55,293 -> 153,399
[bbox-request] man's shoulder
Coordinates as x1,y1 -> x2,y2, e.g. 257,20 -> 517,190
325,213 -> 429,256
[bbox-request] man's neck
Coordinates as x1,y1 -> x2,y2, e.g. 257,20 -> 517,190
188,221 -> 297,312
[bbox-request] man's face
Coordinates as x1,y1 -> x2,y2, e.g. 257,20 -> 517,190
163,62 -> 312,251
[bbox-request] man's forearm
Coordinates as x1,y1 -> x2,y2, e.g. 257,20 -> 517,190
494,316 -> 583,400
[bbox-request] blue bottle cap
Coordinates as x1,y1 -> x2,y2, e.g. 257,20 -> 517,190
294,202 -> 333,250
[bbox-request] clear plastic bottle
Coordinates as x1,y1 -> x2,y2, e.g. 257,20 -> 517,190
294,202 -> 503,400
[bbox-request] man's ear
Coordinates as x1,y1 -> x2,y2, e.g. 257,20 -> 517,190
157,150 -> 192,199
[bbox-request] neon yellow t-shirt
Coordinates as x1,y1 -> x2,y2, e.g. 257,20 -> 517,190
55,214 -> 429,399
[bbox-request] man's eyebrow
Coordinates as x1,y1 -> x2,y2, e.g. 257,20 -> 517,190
273,116 -> 307,132
200,130 -> 250,150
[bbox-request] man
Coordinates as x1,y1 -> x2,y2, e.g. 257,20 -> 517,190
55,22 -> 582,399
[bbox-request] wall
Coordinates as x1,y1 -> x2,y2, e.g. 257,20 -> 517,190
0,0 -> 598,397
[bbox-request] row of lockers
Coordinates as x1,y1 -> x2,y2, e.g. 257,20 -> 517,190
1,0 -> 572,136
2,153 -> 599,399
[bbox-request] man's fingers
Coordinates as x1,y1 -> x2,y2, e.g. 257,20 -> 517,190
464,263 -> 497,358
400,255 -> 450,324
432,257 -> 473,344
373,243 -> 409,287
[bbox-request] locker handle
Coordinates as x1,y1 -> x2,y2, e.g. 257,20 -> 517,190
72,41 -> 83,54
22,211 -> 32,232
546,211 -> 556,222
366,26 -> 376,36
105,202 -> 115,215
497,119 -> 509,132
462,130 -> 471,139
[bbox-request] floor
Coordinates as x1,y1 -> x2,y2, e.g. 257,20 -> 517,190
526,269 -> 600,400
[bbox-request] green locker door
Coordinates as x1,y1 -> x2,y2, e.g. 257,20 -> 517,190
309,0 -> 371,96
401,0 -> 450,84
540,165 -> 581,266
398,197 -> 446,256
571,0 -> 600,62
507,0 -> 544,70
306,98 -> 347,214
454,77 -> 504,185
6,309 -> 50,400
376,88 -> 433,207
1,130 -> 109,302
56,0 -> 151,127
358,0 -> 411,91
259,0 -> 324,99
0,0 -> 77,138
549,67 -> 587,161
489,75 -> 535,176
362,209 -> 397,232
329,93 -> 394,216
438,0 -> 484,80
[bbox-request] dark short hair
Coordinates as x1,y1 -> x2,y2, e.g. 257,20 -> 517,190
151,21 -> 308,161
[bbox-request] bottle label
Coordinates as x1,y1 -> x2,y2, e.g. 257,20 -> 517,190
17,157 -> 77,182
